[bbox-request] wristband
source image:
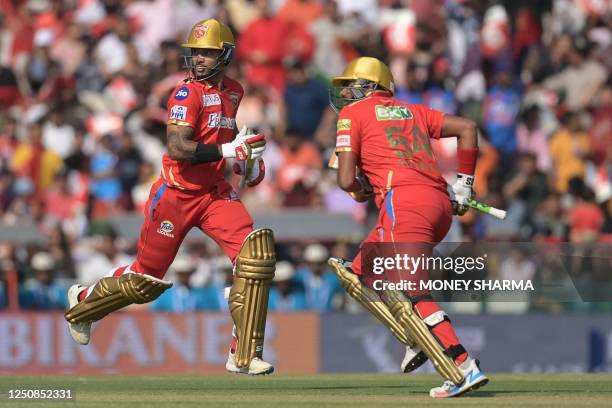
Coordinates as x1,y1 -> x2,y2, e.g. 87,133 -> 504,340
457,147 -> 478,175
191,143 -> 222,164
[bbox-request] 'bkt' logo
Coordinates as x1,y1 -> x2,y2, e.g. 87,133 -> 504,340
174,86 -> 189,101
157,220 -> 175,238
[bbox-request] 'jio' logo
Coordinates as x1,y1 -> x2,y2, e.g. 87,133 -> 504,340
174,86 -> 189,100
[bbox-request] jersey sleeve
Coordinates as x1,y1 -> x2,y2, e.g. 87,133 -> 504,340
335,107 -> 361,155
414,104 -> 446,140
167,83 -> 201,127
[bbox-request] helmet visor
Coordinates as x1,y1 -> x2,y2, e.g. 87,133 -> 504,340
329,79 -> 377,113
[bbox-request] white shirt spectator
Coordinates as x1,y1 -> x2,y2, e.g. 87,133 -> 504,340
96,33 -> 128,75
42,121 -> 75,159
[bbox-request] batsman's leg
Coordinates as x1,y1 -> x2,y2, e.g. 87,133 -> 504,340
227,228 -> 276,374
201,184 -> 276,375
65,180 -> 189,345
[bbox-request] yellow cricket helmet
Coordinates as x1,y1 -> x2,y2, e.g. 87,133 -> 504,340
332,57 -> 395,95
182,18 -> 235,49
182,19 -> 235,81
329,57 -> 395,112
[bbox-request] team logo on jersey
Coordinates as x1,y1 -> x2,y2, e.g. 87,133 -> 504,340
337,119 -> 351,131
193,24 -> 208,39
336,135 -> 351,148
157,220 -> 175,238
208,112 -> 236,129
204,94 -> 222,106
228,91 -> 240,108
170,105 -> 187,121
174,86 -> 190,100
375,105 -> 413,121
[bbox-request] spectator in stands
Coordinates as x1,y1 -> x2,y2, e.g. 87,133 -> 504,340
90,134 -> 122,212
516,105 -> 551,172
543,39 -> 607,111
277,0 -> 323,27
238,0 -> 291,93
19,251 -> 68,310
483,71 -> 521,170
309,0 -> 354,78
150,254 -> 210,313
503,153 -> 549,229
10,122 -> 63,198
276,128 -> 322,207
295,243 -> 342,312
75,223 -> 131,286
268,261 -> 307,311
278,58 -> 332,141
549,111 -> 592,193
566,179 -> 605,243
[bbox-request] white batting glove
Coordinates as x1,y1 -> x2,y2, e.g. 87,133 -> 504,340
221,126 -> 266,160
451,173 -> 474,215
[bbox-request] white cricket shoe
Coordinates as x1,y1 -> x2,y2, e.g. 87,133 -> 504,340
401,345 -> 428,373
225,351 -> 274,375
66,284 -> 92,345
429,358 -> 489,398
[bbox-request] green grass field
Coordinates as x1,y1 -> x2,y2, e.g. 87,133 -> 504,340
1,374 -> 611,408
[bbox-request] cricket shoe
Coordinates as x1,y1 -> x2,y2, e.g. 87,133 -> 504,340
401,344 -> 428,373
225,351 -> 274,375
66,284 -> 92,345
429,358 -> 489,398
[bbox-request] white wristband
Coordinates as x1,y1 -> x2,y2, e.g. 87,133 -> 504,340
221,143 -> 235,158
457,173 -> 474,187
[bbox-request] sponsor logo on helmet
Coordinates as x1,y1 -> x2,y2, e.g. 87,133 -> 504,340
193,24 -> 208,39
174,86 -> 190,100
375,105 -> 413,121
337,119 -> 351,131
170,105 -> 188,121
157,220 -> 175,238
204,94 -> 222,106
207,112 -> 236,129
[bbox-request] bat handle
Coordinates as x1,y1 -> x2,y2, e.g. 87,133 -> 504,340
488,207 -> 507,220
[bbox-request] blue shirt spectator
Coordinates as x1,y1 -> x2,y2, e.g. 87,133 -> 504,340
150,254 -> 220,312
283,60 -> 330,139
90,135 -> 122,202
19,252 -> 68,310
150,285 -> 215,312
484,72 -> 522,155
268,261 -> 308,312
295,244 -> 342,311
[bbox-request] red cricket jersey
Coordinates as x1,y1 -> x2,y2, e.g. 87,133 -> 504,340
165,76 -> 244,191
335,91 -> 448,207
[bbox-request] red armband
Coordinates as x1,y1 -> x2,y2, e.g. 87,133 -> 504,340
457,147 -> 478,175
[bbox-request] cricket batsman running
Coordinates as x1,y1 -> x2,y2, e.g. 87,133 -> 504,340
327,57 -> 489,397
64,19 -> 276,375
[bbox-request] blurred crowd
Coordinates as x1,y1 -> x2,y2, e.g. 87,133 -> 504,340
0,0 -> 611,312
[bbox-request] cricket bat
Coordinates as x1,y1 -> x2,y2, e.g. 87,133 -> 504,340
466,199 -> 507,220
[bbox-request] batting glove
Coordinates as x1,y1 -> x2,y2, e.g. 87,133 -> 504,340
221,126 -> 266,160
451,173 -> 474,215
233,158 -> 266,187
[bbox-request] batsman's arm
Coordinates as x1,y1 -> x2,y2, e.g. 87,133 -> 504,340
167,124 -> 223,164
336,150 -> 372,196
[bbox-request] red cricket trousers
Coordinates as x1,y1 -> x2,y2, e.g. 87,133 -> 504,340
129,178 -> 253,279
351,185 -> 467,364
